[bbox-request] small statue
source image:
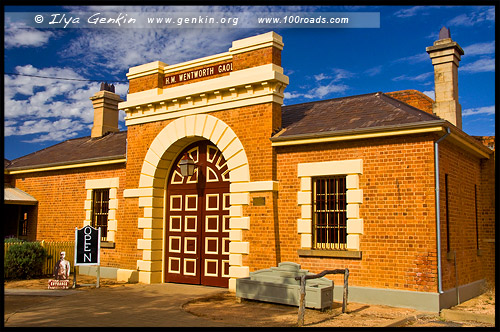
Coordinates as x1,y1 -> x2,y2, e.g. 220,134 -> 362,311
53,251 -> 71,280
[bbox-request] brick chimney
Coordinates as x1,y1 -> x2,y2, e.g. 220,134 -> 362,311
90,83 -> 123,138
426,27 -> 464,129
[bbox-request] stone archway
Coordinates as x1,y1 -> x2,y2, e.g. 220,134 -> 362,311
134,114 -> 251,289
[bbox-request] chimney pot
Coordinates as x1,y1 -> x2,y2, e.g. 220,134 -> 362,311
438,26 -> 451,40
90,84 -> 123,138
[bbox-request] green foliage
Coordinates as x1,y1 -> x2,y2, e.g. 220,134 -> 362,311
4,241 -> 47,279
4,237 -> 25,243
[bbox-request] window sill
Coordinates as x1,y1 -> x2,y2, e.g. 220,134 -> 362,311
298,249 -> 362,259
100,241 -> 115,249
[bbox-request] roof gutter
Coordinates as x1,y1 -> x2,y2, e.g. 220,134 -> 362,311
271,120 -> 492,159
270,120 -> 447,146
434,127 -> 451,294
5,155 -> 126,175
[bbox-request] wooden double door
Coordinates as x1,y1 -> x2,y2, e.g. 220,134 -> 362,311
165,141 -> 230,287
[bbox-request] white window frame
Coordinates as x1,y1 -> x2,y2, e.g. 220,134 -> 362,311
297,159 -> 363,251
84,177 -> 119,243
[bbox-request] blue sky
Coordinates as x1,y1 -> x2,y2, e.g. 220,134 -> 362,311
4,5 -> 495,160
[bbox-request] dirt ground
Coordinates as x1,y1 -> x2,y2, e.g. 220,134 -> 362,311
4,274 -> 129,290
183,290 -> 496,327
4,275 -> 495,328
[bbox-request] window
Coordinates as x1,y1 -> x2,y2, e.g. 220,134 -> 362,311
19,212 -> 28,237
91,189 -> 109,241
313,176 -> 347,250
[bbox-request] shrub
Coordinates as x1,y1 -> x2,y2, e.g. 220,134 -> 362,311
4,241 -> 47,279
4,237 -> 25,243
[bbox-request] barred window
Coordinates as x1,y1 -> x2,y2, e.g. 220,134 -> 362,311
91,189 -> 109,241
313,177 -> 347,250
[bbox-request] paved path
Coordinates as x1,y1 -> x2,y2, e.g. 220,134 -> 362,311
5,283 -> 232,327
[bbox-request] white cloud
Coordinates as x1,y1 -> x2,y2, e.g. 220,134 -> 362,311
284,92 -> 303,100
462,106 -> 495,116
57,6 -> 282,72
4,65 -> 128,142
314,73 -> 331,81
6,118 -> 88,143
365,65 -> 382,77
392,72 -> 433,82
393,53 -> 429,64
394,6 -> 427,18
304,82 -> 349,99
463,41 -> 495,56
447,7 -> 494,27
284,82 -> 349,101
4,20 -> 57,48
336,68 -> 354,80
56,5 -> 318,72
460,58 -> 495,73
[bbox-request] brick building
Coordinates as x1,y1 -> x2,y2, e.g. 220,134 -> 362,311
4,31 -> 495,312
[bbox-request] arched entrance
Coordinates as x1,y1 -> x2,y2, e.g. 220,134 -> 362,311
165,140 -> 230,287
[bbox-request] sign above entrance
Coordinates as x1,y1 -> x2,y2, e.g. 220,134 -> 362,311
164,62 -> 233,85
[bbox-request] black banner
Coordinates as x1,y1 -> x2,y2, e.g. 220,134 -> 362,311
75,226 -> 100,265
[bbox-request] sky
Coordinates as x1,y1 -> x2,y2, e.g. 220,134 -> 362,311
3,5 -> 496,161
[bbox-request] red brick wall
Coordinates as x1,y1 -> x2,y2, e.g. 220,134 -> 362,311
478,154 -> 495,286
233,47 -> 281,70
273,135 -> 439,292
10,164 -> 140,269
438,140 -> 495,287
129,74 -> 163,94
386,90 -> 434,115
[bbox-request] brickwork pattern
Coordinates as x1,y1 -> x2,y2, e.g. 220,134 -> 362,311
233,47 -> 281,71
274,135 -> 439,292
386,90 -> 434,115
129,73 -> 164,94
438,140 -> 495,287
478,154 -> 495,285
10,165 -> 141,269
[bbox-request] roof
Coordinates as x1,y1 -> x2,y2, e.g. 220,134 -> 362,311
4,187 -> 38,205
4,91 -> 492,172
275,92 -> 443,139
6,131 -> 127,171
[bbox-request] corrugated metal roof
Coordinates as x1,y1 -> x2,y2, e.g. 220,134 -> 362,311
4,187 -> 38,205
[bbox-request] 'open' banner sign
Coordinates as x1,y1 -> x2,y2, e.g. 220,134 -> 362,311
75,226 -> 101,266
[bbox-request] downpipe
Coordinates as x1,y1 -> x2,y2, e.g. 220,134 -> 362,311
434,127 -> 450,294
